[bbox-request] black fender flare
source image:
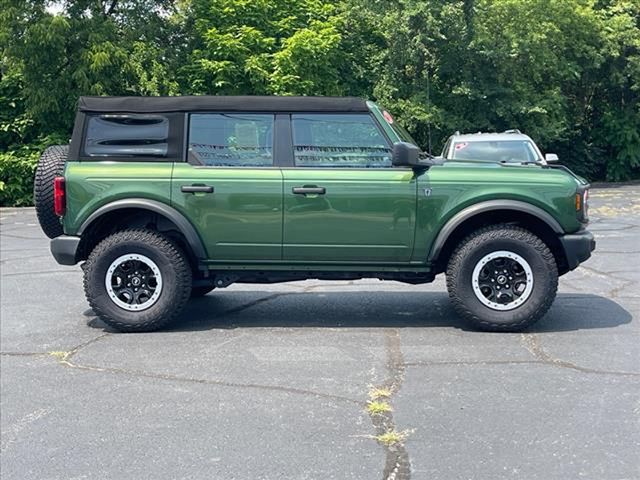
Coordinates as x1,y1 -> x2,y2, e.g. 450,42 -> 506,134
427,200 -> 564,262
77,198 -> 207,260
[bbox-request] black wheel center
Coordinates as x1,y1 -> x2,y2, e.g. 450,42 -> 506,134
496,274 -> 507,285
108,256 -> 161,310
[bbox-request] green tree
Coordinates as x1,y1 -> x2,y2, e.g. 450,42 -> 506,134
1,0 -> 182,140
181,0 -> 350,95
595,0 -> 640,180
351,0 -> 639,179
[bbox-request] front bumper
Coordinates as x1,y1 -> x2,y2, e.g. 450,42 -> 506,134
560,229 -> 596,271
50,236 -> 80,266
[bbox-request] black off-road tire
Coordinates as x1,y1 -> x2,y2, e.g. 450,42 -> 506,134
34,145 -> 68,239
191,286 -> 215,298
83,229 -> 192,332
446,225 -> 558,332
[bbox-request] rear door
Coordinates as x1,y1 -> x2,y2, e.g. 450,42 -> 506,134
171,113 -> 283,261
282,113 -> 418,263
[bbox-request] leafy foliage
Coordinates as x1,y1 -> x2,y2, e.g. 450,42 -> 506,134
359,0 -> 639,179
0,134 -> 67,206
0,151 -> 38,206
0,0 -> 638,205
181,0 -> 346,95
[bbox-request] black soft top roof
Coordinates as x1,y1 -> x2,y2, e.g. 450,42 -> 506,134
78,95 -> 370,113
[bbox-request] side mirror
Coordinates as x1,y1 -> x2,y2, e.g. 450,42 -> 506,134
545,153 -> 559,163
392,142 -> 421,167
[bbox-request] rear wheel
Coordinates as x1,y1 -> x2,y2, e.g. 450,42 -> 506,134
34,145 -> 68,239
446,225 -> 558,332
83,229 -> 192,332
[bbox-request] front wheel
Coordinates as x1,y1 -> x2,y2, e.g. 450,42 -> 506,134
83,229 -> 192,332
446,225 -> 558,332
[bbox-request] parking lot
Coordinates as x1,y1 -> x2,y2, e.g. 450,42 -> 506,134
1,186 -> 639,480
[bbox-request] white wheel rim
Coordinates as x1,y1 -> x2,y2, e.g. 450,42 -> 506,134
472,250 -> 534,311
105,254 -> 163,311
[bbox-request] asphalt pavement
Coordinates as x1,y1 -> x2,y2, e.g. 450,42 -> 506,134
1,186 -> 639,480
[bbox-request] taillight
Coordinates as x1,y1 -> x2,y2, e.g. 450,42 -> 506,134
53,176 -> 65,216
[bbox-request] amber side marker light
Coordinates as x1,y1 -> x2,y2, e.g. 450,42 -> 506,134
575,192 -> 582,211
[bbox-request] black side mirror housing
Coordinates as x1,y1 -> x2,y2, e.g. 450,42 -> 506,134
392,142 -> 422,167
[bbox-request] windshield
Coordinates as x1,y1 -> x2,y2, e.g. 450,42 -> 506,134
368,102 -> 420,146
389,119 -> 418,145
452,140 -> 541,163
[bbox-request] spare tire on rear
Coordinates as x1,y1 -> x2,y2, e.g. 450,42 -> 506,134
34,145 -> 68,239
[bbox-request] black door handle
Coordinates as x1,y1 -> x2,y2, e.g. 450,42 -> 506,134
181,185 -> 214,194
292,187 -> 326,195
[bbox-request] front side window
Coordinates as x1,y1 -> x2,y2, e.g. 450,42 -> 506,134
292,114 -> 391,168
452,140 -> 540,163
84,114 -> 170,158
188,114 -> 273,167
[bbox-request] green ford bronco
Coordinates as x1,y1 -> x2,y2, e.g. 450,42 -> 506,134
34,96 -> 595,332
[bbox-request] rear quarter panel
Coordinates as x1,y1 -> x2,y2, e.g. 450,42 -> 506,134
63,162 -> 174,234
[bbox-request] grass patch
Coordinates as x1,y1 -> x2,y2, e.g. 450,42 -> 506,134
48,351 -> 70,361
367,400 -> 392,415
368,386 -> 392,400
375,429 -> 409,446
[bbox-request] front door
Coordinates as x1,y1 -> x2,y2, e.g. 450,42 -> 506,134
282,113 -> 417,263
172,113 -> 283,261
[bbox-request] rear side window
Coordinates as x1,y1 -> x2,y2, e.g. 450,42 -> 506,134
84,114 -> 170,158
188,114 -> 274,167
292,114 -> 391,168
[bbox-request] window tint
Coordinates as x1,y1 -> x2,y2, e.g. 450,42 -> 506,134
188,114 -> 273,167
292,114 -> 391,168
84,114 -> 169,158
452,140 -> 537,163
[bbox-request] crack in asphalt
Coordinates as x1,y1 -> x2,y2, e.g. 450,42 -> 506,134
2,324 -> 365,407
60,359 -> 364,406
403,358 -> 640,377
574,265 -> 639,299
368,329 -> 411,480
57,333 -> 112,364
577,265 -> 635,284
609,280 -> 638,299
520,334 -> 640,377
